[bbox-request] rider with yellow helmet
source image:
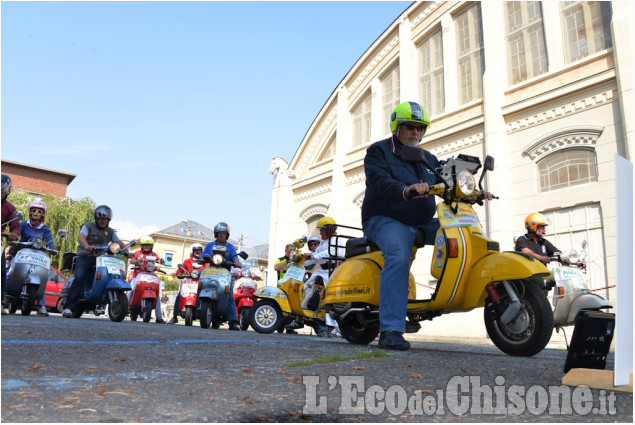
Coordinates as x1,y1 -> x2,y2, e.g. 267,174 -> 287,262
128,235 -> 166,323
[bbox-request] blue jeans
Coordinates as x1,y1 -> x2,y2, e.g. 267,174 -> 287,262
226,281 -> 237,321
363,216 -> 439,334
65,256 -> 95,311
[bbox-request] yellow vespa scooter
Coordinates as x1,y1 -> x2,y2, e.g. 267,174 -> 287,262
250,237 -> 326,333
323,146 -> 554,357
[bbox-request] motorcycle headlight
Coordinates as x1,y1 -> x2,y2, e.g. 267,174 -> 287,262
212,254 -> 224,266
109,244 -> 121,254
191,270 -> 199,279
146,262 -> 155,272
457,170 -> 476,197
32,238 -> 44,250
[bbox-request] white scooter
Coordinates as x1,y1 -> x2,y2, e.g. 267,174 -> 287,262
547,241 -> 612,333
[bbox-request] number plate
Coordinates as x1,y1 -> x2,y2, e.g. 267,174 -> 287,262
284,266 -> 305,282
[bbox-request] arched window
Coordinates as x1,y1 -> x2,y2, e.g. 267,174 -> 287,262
537,148 -> 598,192
306,215 -> 323,238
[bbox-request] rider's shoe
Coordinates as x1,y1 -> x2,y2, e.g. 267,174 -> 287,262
228,321 -> 240,331
285,328 -> 298,334
378,331 -> 411,351
2,307 -> 8,315
285,319 -> 304,330
168,316 -> 178,324
156,318 -> 166,324
37,306 -> 49,317
62,309 -> 73,318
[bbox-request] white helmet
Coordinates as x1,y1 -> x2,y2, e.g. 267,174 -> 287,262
191,243 -> 203,254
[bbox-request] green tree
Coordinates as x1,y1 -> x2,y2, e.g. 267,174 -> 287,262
8,190 -> 95,271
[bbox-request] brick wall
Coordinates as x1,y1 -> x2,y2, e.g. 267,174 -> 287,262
2,162 -> 71,197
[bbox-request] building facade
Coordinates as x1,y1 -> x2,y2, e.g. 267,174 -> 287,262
268,1 -> 632,338
1,160 -> 76,197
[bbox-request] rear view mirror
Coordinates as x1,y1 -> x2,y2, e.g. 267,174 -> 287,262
239,251 -> 248,260
484,155 -> 495,171
401,145 -> 426,163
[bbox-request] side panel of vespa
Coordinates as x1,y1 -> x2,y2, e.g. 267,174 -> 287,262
323,252 -> 383,305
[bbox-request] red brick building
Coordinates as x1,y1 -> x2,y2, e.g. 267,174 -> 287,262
1,160 -> 75,197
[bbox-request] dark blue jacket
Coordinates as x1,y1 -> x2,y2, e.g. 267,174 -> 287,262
361,136 -> 440,226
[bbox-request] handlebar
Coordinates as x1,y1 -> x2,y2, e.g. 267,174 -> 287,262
9,239 -> 58,255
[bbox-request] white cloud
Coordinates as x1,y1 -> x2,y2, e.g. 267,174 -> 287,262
30,143 -> 110,156
110,220 -> 159,241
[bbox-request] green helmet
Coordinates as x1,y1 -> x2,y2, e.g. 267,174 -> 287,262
390,101 -> 430,139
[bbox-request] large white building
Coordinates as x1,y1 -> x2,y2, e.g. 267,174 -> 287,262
267,1 -> 632,338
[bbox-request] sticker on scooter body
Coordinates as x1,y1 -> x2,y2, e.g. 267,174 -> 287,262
14,249 -> 50,269
96,256 -> 126,275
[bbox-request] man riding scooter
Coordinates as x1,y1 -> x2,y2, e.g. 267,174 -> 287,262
168,243 -> 203,324
63,205 -> 127,318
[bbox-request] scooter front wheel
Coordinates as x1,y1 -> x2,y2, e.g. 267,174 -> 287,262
184,306 -> 193,326
484,280 -> 554,357
249,300 -> 282,334
200,300 -> 213,329
239,308 -> 250,331
142,300 -> 152,323
108,292 -> 129,322
21,286 -> 39,316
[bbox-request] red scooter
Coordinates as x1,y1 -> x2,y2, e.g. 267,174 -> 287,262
232,259 -> 262,330
176,262 -> 203,326
128,256 -> 164,323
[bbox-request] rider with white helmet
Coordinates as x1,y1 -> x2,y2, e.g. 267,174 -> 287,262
13,200 -> 55,316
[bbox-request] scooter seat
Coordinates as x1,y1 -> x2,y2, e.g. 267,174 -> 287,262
345,237 -> 380,259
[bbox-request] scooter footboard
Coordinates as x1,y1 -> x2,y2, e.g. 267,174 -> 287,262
463,252 -> 550,309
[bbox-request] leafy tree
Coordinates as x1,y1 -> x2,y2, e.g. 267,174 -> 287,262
8,190 -> 95,271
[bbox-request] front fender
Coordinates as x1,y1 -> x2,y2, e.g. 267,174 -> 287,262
104,279 -> 132,292
199,288 -> 218,300
464,251 -> 550,309
566,294 -> 613,324
141,290 -> 158,300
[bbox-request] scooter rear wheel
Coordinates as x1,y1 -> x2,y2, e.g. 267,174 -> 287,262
336,315 -> 379,345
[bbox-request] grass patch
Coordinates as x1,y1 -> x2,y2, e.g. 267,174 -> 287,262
285,349 -> 389,367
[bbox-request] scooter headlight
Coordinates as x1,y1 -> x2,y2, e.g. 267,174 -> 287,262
457,170 -> 476,197
146,262 -> 155,272
212,253 -> 224,266
31,238 -> 44,250
109,244 -> 121,254
191,270 -> 199,279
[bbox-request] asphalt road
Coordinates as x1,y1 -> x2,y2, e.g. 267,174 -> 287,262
1,314 -> 632,423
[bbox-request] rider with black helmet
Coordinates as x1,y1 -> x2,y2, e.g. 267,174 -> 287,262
201,222 -> 242,330
63,205 -> 126,318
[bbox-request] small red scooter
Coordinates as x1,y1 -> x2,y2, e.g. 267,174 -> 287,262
233,259 -> 262,330
176,263 -> 202,326
129,256 -> 163,323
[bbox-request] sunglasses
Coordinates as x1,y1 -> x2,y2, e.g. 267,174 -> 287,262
402,123 -> 425,132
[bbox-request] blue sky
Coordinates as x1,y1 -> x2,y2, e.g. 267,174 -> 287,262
1,0 -> 410,246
